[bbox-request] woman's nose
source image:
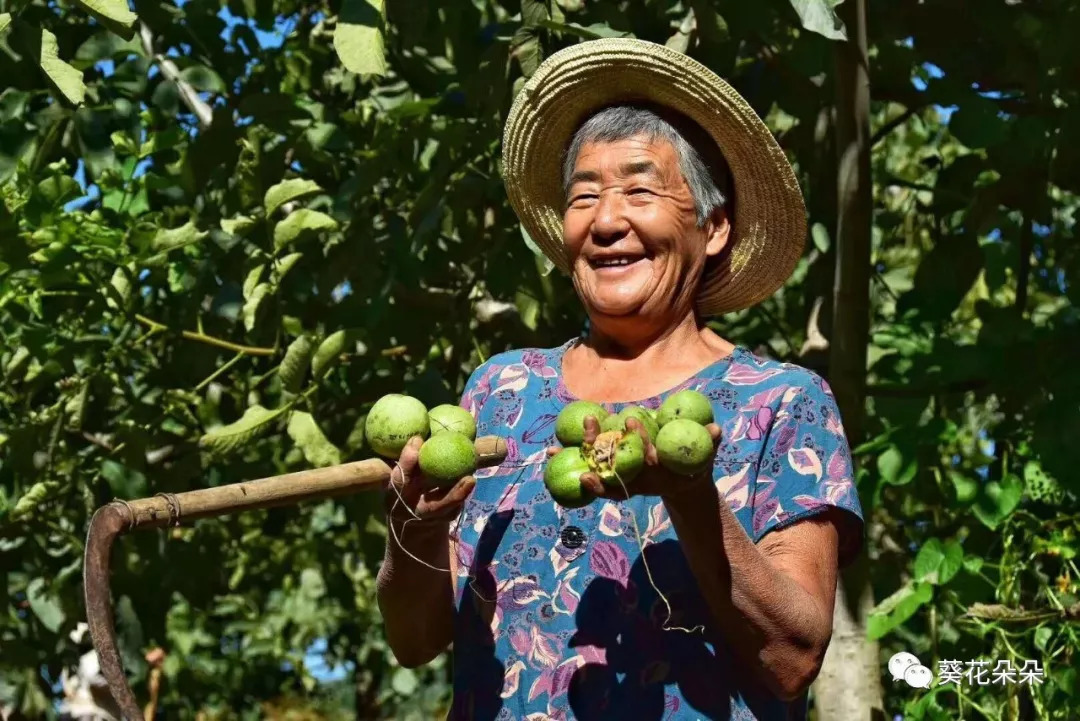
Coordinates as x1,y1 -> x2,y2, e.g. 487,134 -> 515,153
591,191 -> 631,243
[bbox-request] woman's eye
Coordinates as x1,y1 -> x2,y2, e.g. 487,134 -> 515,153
628,188 -> 653,196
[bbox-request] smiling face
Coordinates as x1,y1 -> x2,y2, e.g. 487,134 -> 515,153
563,135 -> 730,328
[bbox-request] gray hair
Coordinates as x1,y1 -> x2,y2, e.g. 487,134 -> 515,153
562,105 -> 730,227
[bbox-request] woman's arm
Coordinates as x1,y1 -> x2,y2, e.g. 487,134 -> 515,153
663,486 -> 841,700
376,438 -> 475,668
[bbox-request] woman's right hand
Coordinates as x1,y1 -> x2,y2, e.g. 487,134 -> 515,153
384,436 -> 476,523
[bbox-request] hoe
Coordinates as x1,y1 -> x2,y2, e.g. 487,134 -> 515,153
83,435 -> 507,720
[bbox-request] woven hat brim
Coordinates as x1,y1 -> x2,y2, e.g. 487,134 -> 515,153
502,38 -> 807,316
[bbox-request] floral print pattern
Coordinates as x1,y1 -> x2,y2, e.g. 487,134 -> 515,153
448,339 -> 863,721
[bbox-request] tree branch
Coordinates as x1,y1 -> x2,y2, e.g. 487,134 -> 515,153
871,105 -> 921,147
139,22 -> 213,130
134,314 -> 275,356
963,602 -> 1080,624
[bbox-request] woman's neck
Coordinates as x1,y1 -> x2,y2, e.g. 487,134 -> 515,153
562,311 -> 735,404
588,310 -> 703,357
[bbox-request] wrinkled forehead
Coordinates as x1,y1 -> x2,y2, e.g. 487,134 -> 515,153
563,103 -> 732,192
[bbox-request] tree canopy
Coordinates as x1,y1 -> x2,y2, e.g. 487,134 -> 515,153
1,0 -> 1077,719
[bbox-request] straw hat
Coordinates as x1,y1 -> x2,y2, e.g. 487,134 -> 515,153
501,38 -> 807,316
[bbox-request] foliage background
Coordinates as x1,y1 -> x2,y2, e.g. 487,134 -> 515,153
1,0 -> 1077,719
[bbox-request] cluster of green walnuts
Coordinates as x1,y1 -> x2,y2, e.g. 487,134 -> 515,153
361,389 -> 715,508
545,390 -> 715,508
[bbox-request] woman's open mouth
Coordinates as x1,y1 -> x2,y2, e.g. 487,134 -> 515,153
588,254 -> 647,271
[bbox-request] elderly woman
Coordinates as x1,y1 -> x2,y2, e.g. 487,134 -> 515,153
377,39 -> 863,721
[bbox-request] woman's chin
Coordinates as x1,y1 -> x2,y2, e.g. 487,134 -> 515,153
585,292 -> 649,318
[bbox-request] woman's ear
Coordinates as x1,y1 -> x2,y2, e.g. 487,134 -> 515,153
704,207 -> 732,258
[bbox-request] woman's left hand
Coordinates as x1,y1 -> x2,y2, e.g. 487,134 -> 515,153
546,415 -> 721,501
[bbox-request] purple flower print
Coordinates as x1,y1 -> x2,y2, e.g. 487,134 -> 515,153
521,350 -> 547,370
589,541 -> 631,584
746,405 -> 774,441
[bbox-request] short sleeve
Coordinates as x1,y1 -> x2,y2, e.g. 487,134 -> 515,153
458,362 -> 491,417
750,372 -> 864,565
457,351 -> 516,420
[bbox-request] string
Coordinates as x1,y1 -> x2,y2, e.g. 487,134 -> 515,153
387,495 -> 451,573
383,455 -> 702,634
383,461 -> 529,604
612,466 -> 705,635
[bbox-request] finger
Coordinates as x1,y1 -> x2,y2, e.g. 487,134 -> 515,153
439,475 -> 477,508
646,442 -> 659,466
389,436 -> 426,506
583,415 -> 600,444
580,472 -> 605,497
625,417 -> 653,450
546,446 -> 561,457
397,435 -> 424,475
706,423 -> 722,444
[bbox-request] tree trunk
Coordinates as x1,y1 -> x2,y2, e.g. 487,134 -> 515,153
813,0 -> 885,719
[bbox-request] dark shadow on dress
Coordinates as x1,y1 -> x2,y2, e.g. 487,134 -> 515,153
448,509 -> 512,721
567,539 -> 781,721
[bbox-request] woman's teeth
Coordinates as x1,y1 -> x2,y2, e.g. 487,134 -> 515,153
594,257 -> 637,267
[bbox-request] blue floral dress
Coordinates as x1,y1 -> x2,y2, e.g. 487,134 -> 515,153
448,339 -> 863,721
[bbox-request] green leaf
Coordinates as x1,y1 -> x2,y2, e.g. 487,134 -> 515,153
949,471 -> 978,504
287,411 -> 342,467
972,474 -> 1022,530
199,404 -> 287,455
243,265 -> 266,300
107,263 -> 134,310
26,578 -> 65,632
300,567 -> 326,599
515,290 -> 540,331
345,413 -> 367,453
522,0 -> 550,25
789,0 -> 847,40
114,595 -> 146,676
539,20 -> 633,39
73,0 -> 137,40
242,283 -> 270,332
101,459 -> 148,498
877,446 -> 917,486
391,667 -> 418,696
33,29 -> 87,106
0,13 -> 11,35
914,538 -> 944,583
1034,625 -> 1053,652
311,329 -> 361,381
521,226 -> 555,276
334,0 -> 388,77
279,335 -> 314,393
915,538 -> 963,585
939,540 -> 963,585
221,215 -> 256,237
36,175 -> 81,207
10,481 -> 55,520
179,65 -> 226,94
811,222 -> 831,253
153,221 -> 208,253
867,580 -> 933,640
962,555 -> 984,575
273,209 -> 338,249
274,252 -> 304,282
264,178 -> 322,218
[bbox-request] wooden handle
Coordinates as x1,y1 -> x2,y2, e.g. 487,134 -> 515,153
113,435 -> 507,531
85,434 -> 508,721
